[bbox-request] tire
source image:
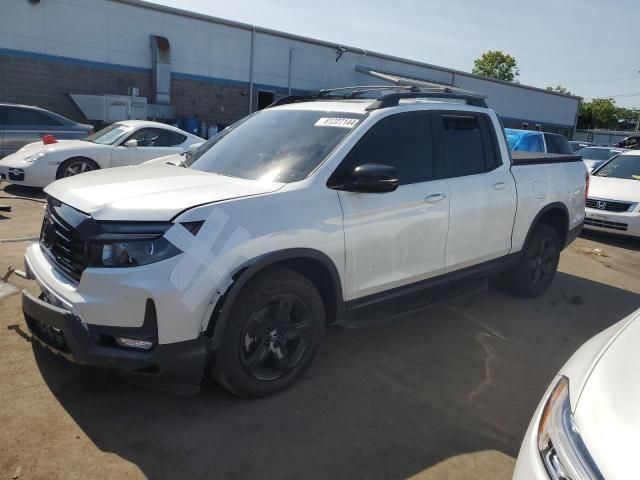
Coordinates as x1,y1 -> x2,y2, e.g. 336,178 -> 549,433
506,223 -> 561,298
55,157 -> 99,179
213,267 -> 325,397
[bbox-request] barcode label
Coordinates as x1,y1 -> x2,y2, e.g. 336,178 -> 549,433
314,117 -> 359,128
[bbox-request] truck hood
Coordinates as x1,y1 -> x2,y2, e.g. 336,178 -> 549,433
573,310 -> 640,480
45,164 -> 285,221
589,175 -> 640,203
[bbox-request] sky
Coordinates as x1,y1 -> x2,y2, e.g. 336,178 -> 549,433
151,0 -> 640,108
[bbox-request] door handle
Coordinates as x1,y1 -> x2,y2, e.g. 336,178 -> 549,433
493,182 -> 507,190
425,193 -> 447,203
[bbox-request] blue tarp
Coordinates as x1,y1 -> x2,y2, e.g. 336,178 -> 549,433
505,128 -> 544,152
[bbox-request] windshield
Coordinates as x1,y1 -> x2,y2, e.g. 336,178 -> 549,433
85,123 -> 131,145
577,147 -> 621,161
595,154 -> 640,180
188,110 -> 364,183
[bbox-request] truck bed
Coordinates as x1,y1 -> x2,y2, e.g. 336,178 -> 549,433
511,151 -> 583,165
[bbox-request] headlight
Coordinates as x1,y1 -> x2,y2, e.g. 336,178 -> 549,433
537,376 -> 603,480
92,237 -> 181,267
25,152 -> 45,162
89,221 -> 202,268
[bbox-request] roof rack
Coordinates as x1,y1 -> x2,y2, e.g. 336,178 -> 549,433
365,89 -> 488,110
267,84 -> 488,110
267,85 -> 419,108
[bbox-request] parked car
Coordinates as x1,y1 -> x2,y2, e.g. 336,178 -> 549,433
615,134 -> 640,149
513,307 -> 640,480
575,146 -> 626,172
20,86 -> 587,397
569,140 -> 596,152
505,128 -> 574,155
584,151 -> 640,237
0,103 -> 93,158
0,120 -> 203,187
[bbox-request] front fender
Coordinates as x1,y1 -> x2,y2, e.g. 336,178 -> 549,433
205,248 -> 345,349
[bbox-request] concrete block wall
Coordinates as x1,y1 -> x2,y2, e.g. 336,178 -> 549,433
0,53 -> 151,121
171,77 -> 249,129
0,52 -> 250,129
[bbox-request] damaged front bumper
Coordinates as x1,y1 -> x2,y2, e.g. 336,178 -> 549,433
22,289 -> 210,394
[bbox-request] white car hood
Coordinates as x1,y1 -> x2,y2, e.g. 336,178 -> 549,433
45,164 -> 284,221
589,175 -> 640,203
573,312 -> 640,479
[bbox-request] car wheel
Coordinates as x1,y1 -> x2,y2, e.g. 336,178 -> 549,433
213,267 -> 325,397
56,158 -> 99,179
507,223 -> 561,298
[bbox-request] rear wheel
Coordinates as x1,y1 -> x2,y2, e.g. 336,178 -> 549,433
507,223 -> 561,298
56,158 -> 99,179
212,267 -> 325,397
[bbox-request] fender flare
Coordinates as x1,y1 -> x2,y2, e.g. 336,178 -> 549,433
207,248 -> 345,350
521,201 -> 570,250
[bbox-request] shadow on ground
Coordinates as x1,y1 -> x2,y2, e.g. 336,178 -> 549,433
1,184 -> 46,200
31,272 -> 640,479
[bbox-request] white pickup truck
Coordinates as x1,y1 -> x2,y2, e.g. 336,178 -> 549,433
20,86 -> 587,396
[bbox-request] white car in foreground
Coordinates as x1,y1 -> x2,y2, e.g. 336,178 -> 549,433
513,307 -> 640,479
0,120 -> 203,187
584,151 -> 640,237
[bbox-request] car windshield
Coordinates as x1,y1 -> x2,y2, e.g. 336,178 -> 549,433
594,154 -> 640,180
187,109 -> 364,183
577,147 -> 621,161
85,123 -> 131,145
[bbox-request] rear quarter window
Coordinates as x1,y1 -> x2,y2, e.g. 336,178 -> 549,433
543,133 -> 572,155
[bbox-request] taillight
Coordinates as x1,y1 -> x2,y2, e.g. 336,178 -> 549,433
585,172 -> 590,200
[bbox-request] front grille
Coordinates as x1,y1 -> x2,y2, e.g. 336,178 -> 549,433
584,218 -> 628,231
586,198 -> 632,212
40,205 -> 87,282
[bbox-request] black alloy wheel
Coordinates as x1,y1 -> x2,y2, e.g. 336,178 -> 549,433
507,223 -> 561,298
240,293 -> 313,381
213,267 -> 325,397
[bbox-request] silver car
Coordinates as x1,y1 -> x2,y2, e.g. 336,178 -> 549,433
0,103 -> 93,158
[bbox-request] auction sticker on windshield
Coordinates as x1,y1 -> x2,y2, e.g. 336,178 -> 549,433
314,117 -> 359,128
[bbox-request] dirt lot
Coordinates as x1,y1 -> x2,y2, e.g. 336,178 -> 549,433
1,184 -> 639,480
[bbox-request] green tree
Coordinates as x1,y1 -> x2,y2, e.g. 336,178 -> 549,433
578,98 -> 618,129
472,51 -> 519,82
546,85 -> 573,96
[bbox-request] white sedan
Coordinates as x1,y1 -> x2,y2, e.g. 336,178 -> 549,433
514,307 -> 640,479
0,120 -> 203,187
584,150 -> 640,238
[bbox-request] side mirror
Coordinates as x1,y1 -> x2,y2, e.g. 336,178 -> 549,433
188,142 -> 202,152
350,163 -> 399,193
124,139 -> 138,147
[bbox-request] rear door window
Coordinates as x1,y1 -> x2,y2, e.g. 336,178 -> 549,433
5,107 -> 62,126
437,113 -> 500,177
